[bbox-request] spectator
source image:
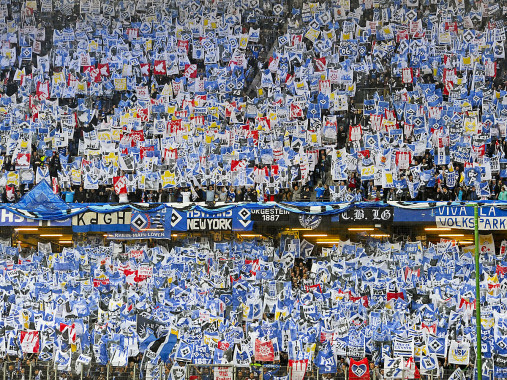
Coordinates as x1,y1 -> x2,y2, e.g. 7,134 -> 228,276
300,186 -> 311,201
292,185 -> 301,202
315,183 -> 325,201
180,187 -> 191,203
500,186 -> 507,200
205,186 -> 216,203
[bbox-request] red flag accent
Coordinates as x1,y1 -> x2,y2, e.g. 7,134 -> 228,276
254,339 -> 274,362
349,358 -> 370,380
153,60 -> 167,75
113,176 -> 127,194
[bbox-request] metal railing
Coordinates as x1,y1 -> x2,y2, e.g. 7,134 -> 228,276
0,362 -> 468,380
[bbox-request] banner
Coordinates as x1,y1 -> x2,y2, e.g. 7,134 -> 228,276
251,207 -> 291,225
0,209 -> 70,226
435,205 -> 507,230
107,209 -> 171,239
170,206 -> 253,231
334,207 -> 393,223
214,366 -> 233,380
72,211 -> 132,232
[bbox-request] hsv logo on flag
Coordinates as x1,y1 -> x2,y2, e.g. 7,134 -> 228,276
254,339 -> 275,362
113,176 -> 127,194
349,358 -> 370,380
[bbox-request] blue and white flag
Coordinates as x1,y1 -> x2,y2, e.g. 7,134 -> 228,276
420,355 -> 438,374
175,341 -> 194,362
464,167 -> 481,186
427,336 -> 446,358
299,239 -> 314,258
315,342 -> 337,373
55,349 -> 71,371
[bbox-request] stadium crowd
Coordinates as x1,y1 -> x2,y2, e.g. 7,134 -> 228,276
0,0 -> 504,204
0,235 -> 495,378
0,0 -> 505,375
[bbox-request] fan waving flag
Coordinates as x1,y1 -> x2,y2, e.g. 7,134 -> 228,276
289,360 -> 308,380
448,341 -> 470,365
20,331 -> 40,353
315,342 -> 337,373
113,176 -> 127,194
402,68 -> 413,83
349,358 -> 370,380
254,339 -> 275,362
153,60 -> 167,75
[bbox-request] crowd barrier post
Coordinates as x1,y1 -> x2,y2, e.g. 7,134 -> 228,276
29,361 -> 32,380
46,362 -> 50,380
80,364 -> 83,380
159,362 -> 164,380
54,364 -> 57,380
473,203 -> 482,380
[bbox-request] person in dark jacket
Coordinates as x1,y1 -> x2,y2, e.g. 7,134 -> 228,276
336,125 -> 348,149
74,186 -> 86,203
301,186 -> 311,201
468,185 -> 478,200
48,151 -> 61,178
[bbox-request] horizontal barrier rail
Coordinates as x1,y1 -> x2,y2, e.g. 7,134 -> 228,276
0,362 -> 453,380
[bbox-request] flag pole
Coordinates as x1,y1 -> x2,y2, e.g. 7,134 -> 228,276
474,203 -> 482,380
